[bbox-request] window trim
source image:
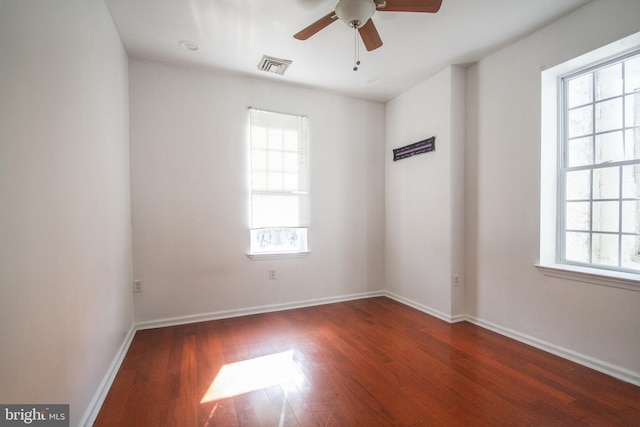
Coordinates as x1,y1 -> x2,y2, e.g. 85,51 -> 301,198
535,263 -> 640,292
246,251 -> 310,261
539,30 -> 640,290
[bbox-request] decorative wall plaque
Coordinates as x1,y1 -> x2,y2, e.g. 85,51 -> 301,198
393,137 -> 435,161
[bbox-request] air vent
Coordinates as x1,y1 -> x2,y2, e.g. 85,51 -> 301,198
257,55 -> 292,75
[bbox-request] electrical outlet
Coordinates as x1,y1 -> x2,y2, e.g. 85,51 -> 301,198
133,280 -> 143,293
268,269 -> 276,280
453,275 -> 461,287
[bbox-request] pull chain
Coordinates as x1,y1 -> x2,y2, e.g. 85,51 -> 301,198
353,27 -> 360,71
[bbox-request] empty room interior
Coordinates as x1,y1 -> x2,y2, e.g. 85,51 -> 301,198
2,0 -> 640,425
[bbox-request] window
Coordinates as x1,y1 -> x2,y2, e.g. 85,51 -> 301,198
540,32 -> 640,289
560,51 -> 640,273
248,108 -> 309,255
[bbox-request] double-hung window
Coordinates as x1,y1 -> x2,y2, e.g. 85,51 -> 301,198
248,108 -> 309,255
540,34 -> 640,289
548,44 -> 640,279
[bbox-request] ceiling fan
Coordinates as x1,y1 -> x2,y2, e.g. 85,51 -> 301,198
294,0 -> 443,57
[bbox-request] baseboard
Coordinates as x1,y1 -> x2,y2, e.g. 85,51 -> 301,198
382,291 -> 466,323
79,324 -> 137,427
136,290 -> 386,330
465,315 -> 640,387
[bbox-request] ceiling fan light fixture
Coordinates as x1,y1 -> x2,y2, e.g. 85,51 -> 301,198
335,0 -> 376,28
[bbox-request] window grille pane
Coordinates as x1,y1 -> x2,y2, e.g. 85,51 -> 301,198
267,172 -> 282,191
592,233 -> 619,266
251,127 -> 268,148
595,98 -> 623,133
566,170 -> 591,200
568,136 -> 593,167
268,129 -> 283,150
595,63 -> 623,100
565,232 -> 590,263
283,153 -> 298,173
622,165 -> 640,198
624,55 -> 640,94
566,202 -> 590,230
622,201 -> 640,233
624,93 -> 640,128
596,98 -> 622,132
621,235 -> 640,269
252,149 -> 267,171
283,130 -> 299,151
568,105 -> 593,137
252,172 -> 267,190
283,173 -> 297,191
624,129 -> 640,160
267,150 -> 283,171
567,73 -> 593,108
592,166 -> 619,199
592,201 -> 619,232
595,131 -> 624,163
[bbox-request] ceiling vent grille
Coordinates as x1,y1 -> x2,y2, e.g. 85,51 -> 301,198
257,55 -> 292,75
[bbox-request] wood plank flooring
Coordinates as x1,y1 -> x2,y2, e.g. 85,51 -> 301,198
94,297 -> 640,426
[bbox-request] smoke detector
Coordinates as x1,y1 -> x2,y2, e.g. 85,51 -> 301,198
257,55 -> 292,75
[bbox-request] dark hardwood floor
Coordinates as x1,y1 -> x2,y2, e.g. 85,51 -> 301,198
94,297 -> 640,426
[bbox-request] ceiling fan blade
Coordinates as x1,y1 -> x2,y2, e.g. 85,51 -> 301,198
378,0 -> 442,13
293,11 -> 338,40
358,20 -> 383,51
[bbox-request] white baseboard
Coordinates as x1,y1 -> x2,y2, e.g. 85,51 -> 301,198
383,291 -> 466,323
465,315 -> 640,387
79,324 -> 136,427
136,290 -> 386,330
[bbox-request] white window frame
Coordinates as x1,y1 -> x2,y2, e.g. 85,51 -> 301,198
538,31 -> 640,292
246,107 -> 310,259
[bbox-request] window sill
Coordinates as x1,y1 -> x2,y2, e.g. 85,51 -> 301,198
535,263 -> 640,292
246,251 -> 310,261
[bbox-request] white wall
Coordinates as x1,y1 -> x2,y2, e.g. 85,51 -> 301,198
129,59 -> 385,323
465,0 -> 640,377
384,66 -> 466,320
2,1 -> 638,422
0,0 -> 133,425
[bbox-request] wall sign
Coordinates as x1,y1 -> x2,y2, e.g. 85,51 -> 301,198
392,137 -> 435,161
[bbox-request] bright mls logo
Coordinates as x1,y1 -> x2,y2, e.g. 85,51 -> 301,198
0,405 -> 68,426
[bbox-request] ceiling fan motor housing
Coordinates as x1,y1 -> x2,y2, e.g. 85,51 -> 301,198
335,0 -> 376,28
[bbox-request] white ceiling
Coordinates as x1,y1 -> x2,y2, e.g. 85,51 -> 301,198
105,0 -> 592,102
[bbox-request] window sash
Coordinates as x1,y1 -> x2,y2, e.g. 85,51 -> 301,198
558,51 -> 640,273
249,108 -> 309,231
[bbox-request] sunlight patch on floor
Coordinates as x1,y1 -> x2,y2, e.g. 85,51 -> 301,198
200,350 -> 295,403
